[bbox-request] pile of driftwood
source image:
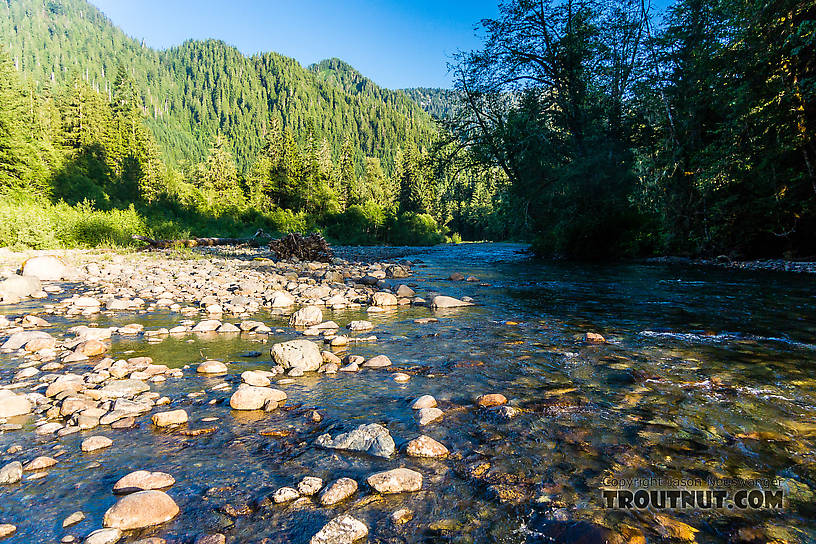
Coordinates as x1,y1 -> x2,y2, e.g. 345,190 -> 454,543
269,232 -> 333,262
132,230 -> 334,262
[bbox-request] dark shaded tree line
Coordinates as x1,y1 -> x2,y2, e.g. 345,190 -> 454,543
446,0 -> 816,258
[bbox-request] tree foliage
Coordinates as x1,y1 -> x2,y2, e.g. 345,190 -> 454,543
448,0 -> 816,258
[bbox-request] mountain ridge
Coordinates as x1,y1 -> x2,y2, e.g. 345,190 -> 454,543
0,0 -> 440,173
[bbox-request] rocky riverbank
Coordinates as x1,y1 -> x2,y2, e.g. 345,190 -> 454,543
646,255 -> 816,274
0,247 -> 487,544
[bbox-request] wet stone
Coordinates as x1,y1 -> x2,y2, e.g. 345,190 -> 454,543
415,407 -> 444,426
316,423 -> 395,458
113,470 -> 175,494
81,436 -> 113,452
24,456 -> 57,471
411,395 -> 437,410
272,486 -> 300,503
103,490 -> 179,529
0,461 -> 23,484
367,468 -> 423,494
319,478 -> 358,506
406,435 -> 449,458
310,515 -> 368,544
83,528 -> 122,544
62,511 -> 85,528
297,476 -> 323,496
152,409 -> 188,427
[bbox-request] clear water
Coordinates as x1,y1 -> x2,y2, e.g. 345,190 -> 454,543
2,243 -> 815,543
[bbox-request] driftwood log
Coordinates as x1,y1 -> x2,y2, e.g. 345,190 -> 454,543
132,230 -> 333,262
269,232 -> 333,262
132,229 -> 271,249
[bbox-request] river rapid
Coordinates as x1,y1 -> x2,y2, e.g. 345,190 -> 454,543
1,242 -> 815,544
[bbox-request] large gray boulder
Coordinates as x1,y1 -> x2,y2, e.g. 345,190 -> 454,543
1,330 -> 53,351
289,306 -> 323,327
271,340 -> 322,372
0,274 -> 41,304
0,390 -> 31,418
229,386 -> 287,410
316,423 -> 395,458
102,490 -> 179,529
431,295 -> 474,308
21,255 -> 69,281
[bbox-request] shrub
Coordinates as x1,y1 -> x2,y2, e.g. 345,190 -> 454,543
388,212 -> 446,246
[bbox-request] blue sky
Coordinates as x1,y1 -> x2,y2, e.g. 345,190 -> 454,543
91,0 -> 499,89
91,0 -> 671,90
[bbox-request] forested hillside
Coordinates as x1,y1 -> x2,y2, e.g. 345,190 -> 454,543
400,88 -> 456,119
0,0 -> 520,249
0,0 -> 436,173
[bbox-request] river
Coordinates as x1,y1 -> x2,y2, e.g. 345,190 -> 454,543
1,242 -> 814,543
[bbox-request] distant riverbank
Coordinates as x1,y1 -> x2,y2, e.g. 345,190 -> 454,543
646,256 -> 816,274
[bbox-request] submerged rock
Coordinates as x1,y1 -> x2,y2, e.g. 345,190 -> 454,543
316,423 -> 395,458
347,320 -> 374,331
194,534 -> 226,544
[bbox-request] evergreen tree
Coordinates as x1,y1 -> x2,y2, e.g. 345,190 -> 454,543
0,46 -> 51,192
196,134 -> 243,213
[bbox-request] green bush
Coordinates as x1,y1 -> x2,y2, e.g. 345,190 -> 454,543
388,212 -> 446,246
0,190 -> 449,250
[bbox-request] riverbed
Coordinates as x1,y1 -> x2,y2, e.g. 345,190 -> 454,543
0,243 -> 814,544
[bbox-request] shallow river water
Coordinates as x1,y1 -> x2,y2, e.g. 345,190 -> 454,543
2,243 -> 815,543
